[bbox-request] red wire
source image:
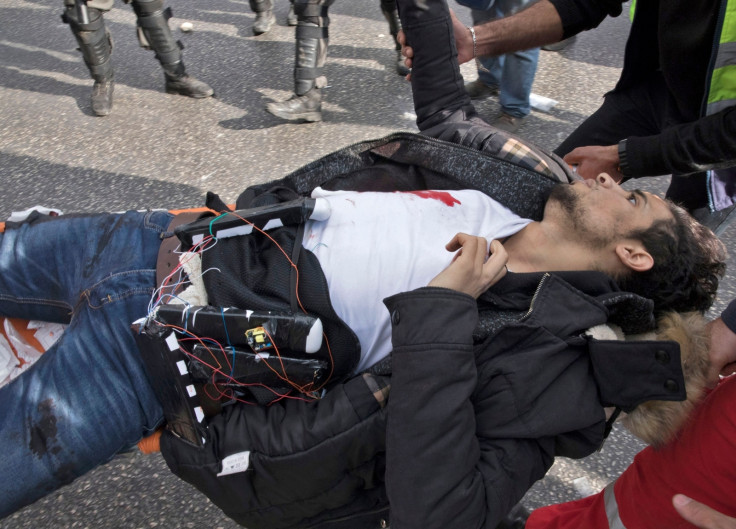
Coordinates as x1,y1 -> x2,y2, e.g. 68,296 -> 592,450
155,209 -> 337,404
223,211 -> 336,389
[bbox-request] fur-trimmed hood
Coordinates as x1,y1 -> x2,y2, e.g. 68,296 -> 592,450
587,311 -> 710,448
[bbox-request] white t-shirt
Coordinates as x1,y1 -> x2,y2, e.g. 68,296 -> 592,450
303,187 -> 532,373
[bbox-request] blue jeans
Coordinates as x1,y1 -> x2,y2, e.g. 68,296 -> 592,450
0,210 -> 172,516
472,0 -> 539,118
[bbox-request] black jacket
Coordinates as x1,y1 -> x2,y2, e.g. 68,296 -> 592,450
549,0 -> 736,179
159,134 -> 685,529
385,273 -> 685,529
159,2 -> 686,527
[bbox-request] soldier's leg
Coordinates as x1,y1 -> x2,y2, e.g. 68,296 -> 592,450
62,0 -> 115,116
129,0 -> 214,98
250,0 -> 275,35
265,0 -> 334,122
380,0 -> 410,76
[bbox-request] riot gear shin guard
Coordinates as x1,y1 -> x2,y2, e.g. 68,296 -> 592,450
131,0 -> 214,97
292,0 -> 332,96
62,6 -> 115,115
63,6 -> 113,82
293,23 -> 328,97
265,0 -> 333,122
131,0 -> 182,74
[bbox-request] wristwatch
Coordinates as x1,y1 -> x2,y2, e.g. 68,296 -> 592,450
617,139 -> 633,178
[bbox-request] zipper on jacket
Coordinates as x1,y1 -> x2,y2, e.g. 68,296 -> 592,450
520,273 -> 550,321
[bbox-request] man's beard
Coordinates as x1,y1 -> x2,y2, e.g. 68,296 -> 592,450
547,185 -> 613,249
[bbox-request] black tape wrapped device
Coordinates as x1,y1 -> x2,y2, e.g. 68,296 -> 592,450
154,304 -> 324,354
133,306 -> 327,447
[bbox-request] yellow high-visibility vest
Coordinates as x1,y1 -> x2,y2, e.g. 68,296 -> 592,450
705,0 -> 736,115
627,0 -> 736,116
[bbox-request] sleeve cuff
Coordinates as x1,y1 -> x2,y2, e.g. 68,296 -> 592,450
548,0 -> 622,39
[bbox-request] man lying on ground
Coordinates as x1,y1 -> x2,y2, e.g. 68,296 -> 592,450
0,0 -> 727,528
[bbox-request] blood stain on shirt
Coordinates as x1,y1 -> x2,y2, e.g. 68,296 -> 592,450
404,190 -> 461,207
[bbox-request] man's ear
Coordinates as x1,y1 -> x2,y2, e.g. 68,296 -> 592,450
615,242 -> 654,272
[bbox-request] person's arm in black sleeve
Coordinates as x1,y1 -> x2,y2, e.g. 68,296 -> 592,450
383,236 -> 553,528
623,107 -> 736,177
385,288 -> 555,529
384,287 -> 483,528
547,0 -> 624,39
383,287 -> 557,529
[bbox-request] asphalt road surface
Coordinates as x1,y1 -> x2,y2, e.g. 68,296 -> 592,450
1,0 -> 733,527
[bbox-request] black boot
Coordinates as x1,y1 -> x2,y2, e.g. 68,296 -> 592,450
63,6 -> 116,116
132,0 -> 213,97
380,0 -> 410,76
164,62 -> 215,98
250,0 -> 275,34
266,88 -> 322,122
267,3 -> 332,123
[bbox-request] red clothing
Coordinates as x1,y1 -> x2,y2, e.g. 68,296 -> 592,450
528,375 -> 736,529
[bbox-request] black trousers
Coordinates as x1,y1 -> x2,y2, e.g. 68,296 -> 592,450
554,72 -> 708,211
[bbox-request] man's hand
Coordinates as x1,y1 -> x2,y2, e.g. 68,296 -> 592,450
673,495 -> 736,529
397,28 -> 412,79
706,317 -> 736,386
397,8 -> 473,79
429,235 -> 507,298
450,9 -> 475,65
562,145 -> 624,182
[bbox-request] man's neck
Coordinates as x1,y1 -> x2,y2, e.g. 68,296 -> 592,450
504,221 -> 595,273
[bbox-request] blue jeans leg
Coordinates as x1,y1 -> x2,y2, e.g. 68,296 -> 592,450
0,210 -> 172,517
472,0 -> 540,118
475,53 -> 503,89
497,45 -> 539,118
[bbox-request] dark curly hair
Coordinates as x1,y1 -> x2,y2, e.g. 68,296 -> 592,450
615,201 -> 727,315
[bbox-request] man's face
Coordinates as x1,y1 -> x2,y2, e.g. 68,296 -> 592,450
546,174 -> 674,248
